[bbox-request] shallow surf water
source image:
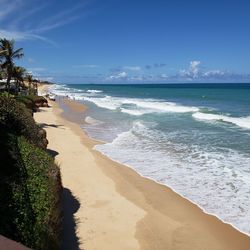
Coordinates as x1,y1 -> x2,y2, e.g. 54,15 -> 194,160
51,83 -> 250,235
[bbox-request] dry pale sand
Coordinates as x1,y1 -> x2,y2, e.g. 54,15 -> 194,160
34,90 -> 250,250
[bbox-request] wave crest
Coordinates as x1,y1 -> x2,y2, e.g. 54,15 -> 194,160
192,112 -> 250,129
83,95 -> 199,115
87,89 -> 103,93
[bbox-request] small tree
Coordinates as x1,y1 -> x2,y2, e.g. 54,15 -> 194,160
27,74 -> 33,95
13,66 -> 26,94
0,48 -> 5,80
0,39 -> 24,96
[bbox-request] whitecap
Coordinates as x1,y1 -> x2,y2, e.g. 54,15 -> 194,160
87,89 -> 103,93
85,116 -> 103,125
82,95 -> 200,114
83,96 -> 121,110
193,112 -> 250,129
125,99 -> 199,113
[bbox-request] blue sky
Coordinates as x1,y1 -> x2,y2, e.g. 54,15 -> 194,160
1,0 -> 250,83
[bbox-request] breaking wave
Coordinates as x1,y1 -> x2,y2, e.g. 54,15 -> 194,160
83,95 -> 199,114
193,112 -> 250,129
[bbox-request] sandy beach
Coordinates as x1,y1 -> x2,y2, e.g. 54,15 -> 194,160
34,85 -> 250,250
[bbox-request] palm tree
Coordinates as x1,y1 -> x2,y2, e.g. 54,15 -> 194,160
0,39 -> 24,95
13,66 -> 26,94
0,48 -> 4,80
27,74 -> 33,95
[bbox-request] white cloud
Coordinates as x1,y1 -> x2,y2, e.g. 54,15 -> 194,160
118,72 -> 127,78
0,29 -> 56,45
128,74 -> 167,82
159,74 -> 168,79
190,61 -> 201,77
0,1 -> 90,44
104,61 -> 249,83
32,2 -> 89,33
123,66 -> 141,71
0,29 -> 37,40
203,70 -> 225,77
179,60 -> 201,79
174,61 -> 250,82
130,76 -> 143,81
0,0 -> 23,21
8,3 -> 48,30
107,71 -> 128,80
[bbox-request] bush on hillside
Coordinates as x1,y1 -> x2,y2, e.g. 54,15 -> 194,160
0,97 -> 62,249
0,91 -> 14,98
15,95 -> 36,112
18,136 -> 62,250
0,133 -> 35,243
0,96 -> 47,149
0,134 -> 62,250
27,95 -> 48,105
15,95 -> 48,112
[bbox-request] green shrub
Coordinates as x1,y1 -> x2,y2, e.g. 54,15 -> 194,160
27,95 -> 47,104
0,133 -> 35,244
18,137 -> 62,250
0,91 -> 14,98
15,95 -> 36,112
15,95 -> 48,112
0,96 -> 47,148
0,96 -> 62,249
0,134 -> 62,250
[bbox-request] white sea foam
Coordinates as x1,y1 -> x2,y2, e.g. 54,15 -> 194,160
126,99 -> 199,113
82,95 -> 200,114
94,120 -> 250,235
50,85 -> 200,115
83,96 -> 120,110
120,108 -> 149,116
50,84 -> 85,97
193,112 -> 250,129
85,116 -> 103,125
87,89 -> 103,93
52,84 -> 250,235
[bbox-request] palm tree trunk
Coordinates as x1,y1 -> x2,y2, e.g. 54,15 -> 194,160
6,72 -> 11,97
15,80 -> 19,95
5,64 -> 13,97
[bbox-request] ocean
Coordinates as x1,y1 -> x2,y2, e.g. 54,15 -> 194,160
51,83 -> 250,235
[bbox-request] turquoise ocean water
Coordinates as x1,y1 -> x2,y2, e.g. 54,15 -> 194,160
51,83 -> 250,235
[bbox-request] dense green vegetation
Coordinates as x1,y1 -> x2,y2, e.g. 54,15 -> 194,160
0,39 -> 24,95
0,38 -> 40,96
0,38 -> 61,249
0,96 -> 48,148
16,95 -> 48,112
0,96 -> 62,249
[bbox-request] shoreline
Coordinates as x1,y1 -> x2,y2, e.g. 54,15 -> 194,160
35,85 -> 250,249
94,144 -> 250,237
64,97 -> 250,238
58,95 -> 250,238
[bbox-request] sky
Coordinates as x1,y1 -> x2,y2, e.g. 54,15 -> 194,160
0,0 -> 250,84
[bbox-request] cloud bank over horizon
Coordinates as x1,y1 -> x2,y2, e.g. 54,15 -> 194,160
32,60 -> 249,84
